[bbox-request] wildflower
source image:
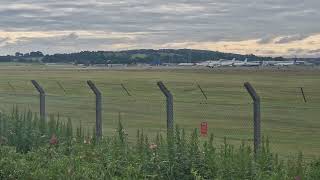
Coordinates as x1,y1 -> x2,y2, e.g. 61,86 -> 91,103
84,137 -> 91,144
67,167 -> 73,175
295,176 -> 301,180
50,134 -> 58,145
149,143 -> 157,150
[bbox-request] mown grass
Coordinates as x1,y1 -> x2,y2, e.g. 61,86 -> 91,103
0,64 -> 319,158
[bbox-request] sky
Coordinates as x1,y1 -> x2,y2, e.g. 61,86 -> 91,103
0,0 -> 319,57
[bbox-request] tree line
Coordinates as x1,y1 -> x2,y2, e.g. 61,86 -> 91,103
0,49 -> 288,64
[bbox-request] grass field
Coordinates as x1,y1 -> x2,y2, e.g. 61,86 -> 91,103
0,64 -> 319,158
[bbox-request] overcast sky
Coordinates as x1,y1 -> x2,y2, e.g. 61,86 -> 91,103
0,0 -> 319,57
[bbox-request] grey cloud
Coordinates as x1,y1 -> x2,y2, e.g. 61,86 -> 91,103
255,49 -> 277,54
0,34 -> 137,54
257,36 -> 275,44
308,49 -> 320,54
0,0 -> 320,55
0,37 -> 11,47
0,37 -> 10,43
287,48 -> 306,54
62,32 -> 79,41
275,34 -> 309,44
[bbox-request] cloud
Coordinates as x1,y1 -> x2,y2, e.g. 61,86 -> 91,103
275,34 -> 309,44
0,31 -> 142,54
308,49 -> 320,54
0,32 -> 320,57
287,48 -> 306,54
132,3 -> 207,15
0,0 -> 319,56
257,36 -> 275,44
255,49 -> 276,54
0,37 -> 9,43
0,37 -> 10,46
62,32 -> 79,41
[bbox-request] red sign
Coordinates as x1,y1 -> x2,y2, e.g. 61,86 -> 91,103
200,122 -> 208,136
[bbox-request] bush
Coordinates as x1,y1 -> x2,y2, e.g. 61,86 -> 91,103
0,110 -> 320,179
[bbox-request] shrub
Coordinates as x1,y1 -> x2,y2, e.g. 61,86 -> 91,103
0,110 -> 319,179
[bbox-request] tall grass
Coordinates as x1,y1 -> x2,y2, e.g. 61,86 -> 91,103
0,109 -> 320,179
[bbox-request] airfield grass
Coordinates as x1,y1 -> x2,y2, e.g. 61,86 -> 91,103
0,64 -> 319,159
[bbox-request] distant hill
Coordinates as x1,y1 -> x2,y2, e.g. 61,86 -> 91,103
0,49 -> 317,64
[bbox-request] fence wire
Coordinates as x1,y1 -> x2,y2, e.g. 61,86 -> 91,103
0,80 -> 319,158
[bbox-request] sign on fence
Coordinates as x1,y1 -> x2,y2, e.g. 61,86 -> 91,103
200,122 -> 208,136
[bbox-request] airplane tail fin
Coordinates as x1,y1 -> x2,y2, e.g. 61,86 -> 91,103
244,58 -> 248,63
232,58 -> 235,62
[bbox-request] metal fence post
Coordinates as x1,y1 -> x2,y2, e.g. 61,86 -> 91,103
56,81 -> 67,95
197,83 -> 208,100
87,80 -> 102,139
121,83 -> 131,96
244,82 -> 261,156
8,81 -> 16,94
157,81 -> 174,131
300,87 -> 307,103
31,80 -> 46,121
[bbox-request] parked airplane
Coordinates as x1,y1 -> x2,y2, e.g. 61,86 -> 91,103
206,60 -> 223,68
219,58 -> 236,67
196,61 -> 210,66
263,59 -> 305,66
232,59 -> 246,66
178,63 -> 195,66
224,58 -> 260,67
242,58 -> 260,67
274,59 -> 297,66
204,58 -> 262,68
262,61 -> 278,66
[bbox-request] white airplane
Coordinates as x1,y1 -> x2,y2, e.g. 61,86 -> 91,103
219,58 -> 236,67
262,60 -> 278,66
274,59 -> 297,66
243,58 -> 261,67
233,58 -> 246,66
196,60 -> 216,67
178,63 -> 195,66
233,58 -> 261,67
199,58 -> 235,68
206,60 -> 223,68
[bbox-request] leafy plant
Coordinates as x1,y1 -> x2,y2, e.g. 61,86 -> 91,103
0,109 -> 319,179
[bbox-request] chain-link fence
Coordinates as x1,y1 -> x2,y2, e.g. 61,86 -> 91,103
0,80 -> 319,158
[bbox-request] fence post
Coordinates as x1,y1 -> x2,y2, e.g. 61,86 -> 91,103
31,80 -> 46,121
244,82 -> 261,156
121,83 -> 131,96
8,81 -> 16,94
197,83 -> 208,101
157,81 -> 174,131
56,81 -> 67,95
300,87 -> 307,103
87,80 -> 102,140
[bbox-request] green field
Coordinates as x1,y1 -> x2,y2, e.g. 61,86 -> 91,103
0,64 -> 319,158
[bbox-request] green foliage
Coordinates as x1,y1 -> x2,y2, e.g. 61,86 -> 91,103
0,108 -> 80,153
37,49 -> 276,64
0,110 -> 319,179
66,118 -> 73,139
